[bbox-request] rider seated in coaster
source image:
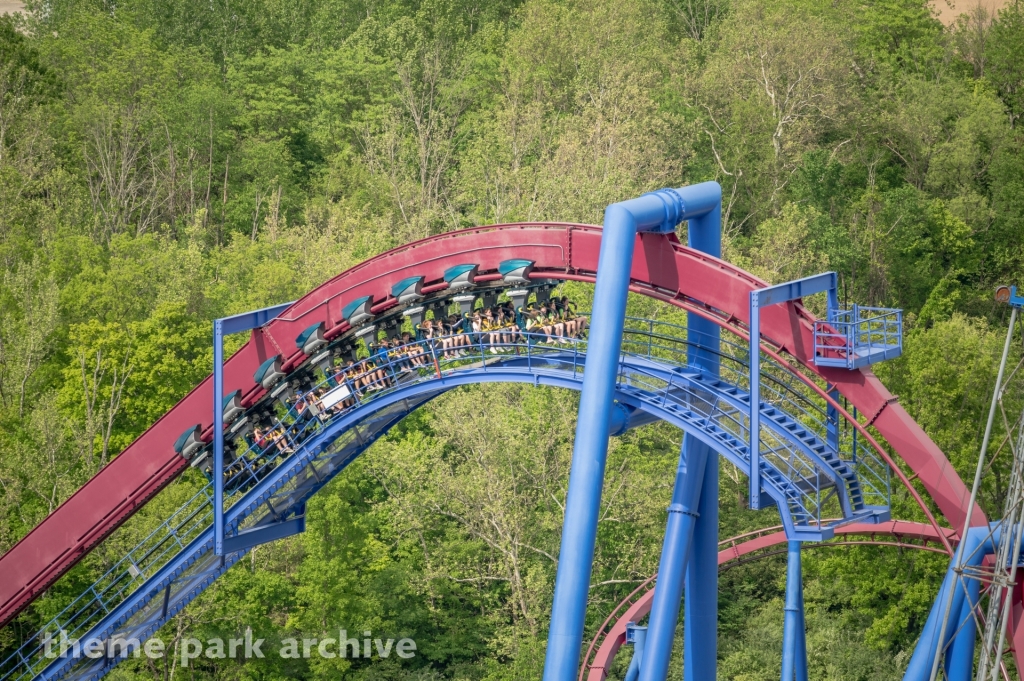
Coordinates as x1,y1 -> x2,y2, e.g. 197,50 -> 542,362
283,394 -> 301,421
523,308 -> 545,342
500,302 -> 521,343
448,314 -> 471,355
341,360 -> 362,405
498,305 -> 519,345
549,304 -> 570,343
534,305 -> 563,344
369,341 -> 394,380
401,331 -> 428,367
382,338 -> 405,373
482,308 -> 499,353
497,306 -> 514,345
260,425 -> 292,456
330,360 -> 347,386
491,307 -> 507,348
462,310 -> 478,346
560,295 -> 587,337
435,317 -> 456,359
365,354 -> 390,390
373,340 -> 390,365
552,298 -> 572,338
293,391 -> 318,425
470,311 -> 484,349
517,302 -> 532,330
312,388 -> 331,420
391,337 -> 416,372
552,297 -> 574,336
420,319 -> 442,357
459,314 -> 474,353
252,426 -> 270,456
494,307 -> 511,351
277,427 -> 295,454
490,307 -> 509,350
460,313 -> 475,352
254,447 -> 276,473
223,459 -> 247,493
351,356 -> 383,391
311,387 -> 327,413
344,361 -> 361,406
487,307 -> 510,352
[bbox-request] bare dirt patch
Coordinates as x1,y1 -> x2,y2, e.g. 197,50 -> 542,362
931,0 -> 1011,24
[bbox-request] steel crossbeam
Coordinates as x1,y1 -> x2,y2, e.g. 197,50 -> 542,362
213,301 -> 294,557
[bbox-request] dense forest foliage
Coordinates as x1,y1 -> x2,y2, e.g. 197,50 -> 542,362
1,0 -> 1023,677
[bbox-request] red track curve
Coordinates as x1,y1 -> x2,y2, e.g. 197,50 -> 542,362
0,223 -> 981,633
581,521 -> 956,681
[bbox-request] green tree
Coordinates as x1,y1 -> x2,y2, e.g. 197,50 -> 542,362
986,0 -> 1024,128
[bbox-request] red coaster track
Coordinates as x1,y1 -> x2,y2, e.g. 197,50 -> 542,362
580,521 -> 957,681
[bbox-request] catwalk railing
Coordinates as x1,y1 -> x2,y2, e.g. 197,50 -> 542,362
813,305 -> 903,370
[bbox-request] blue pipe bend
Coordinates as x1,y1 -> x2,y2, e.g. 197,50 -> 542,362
542,182 -> 723,681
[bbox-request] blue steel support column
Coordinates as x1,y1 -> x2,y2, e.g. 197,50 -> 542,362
542,182 -> 721,681
796,594 -> 808,681
625,625 -> 649,681
780,541 -> 808,681
749,291 -> 762,510
684,192 -> 722,681
904,525 -> 999,681
944,578 -> 980,681
638,439 -> 709,681
213,319 -> 225,556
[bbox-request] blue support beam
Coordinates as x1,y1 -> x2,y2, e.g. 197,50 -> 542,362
214,301 -> 294,556
944,577 -> 979,681
624,624 -> 649,681
542,182 -> 721,681
749,295 -> 762,509
749,273 -> 837,510
638,437 -> 709,681
220,302 -> 295,335
214,320 -> 224,557
756,273 -> 839,309
222,511 -> 306,554
684,189 -> 722,681
780,541 -> 808,681
684,440 -> 720,681
796,602 -> 808,681
904,525 -> 1000,681
639,187 -> 723,681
